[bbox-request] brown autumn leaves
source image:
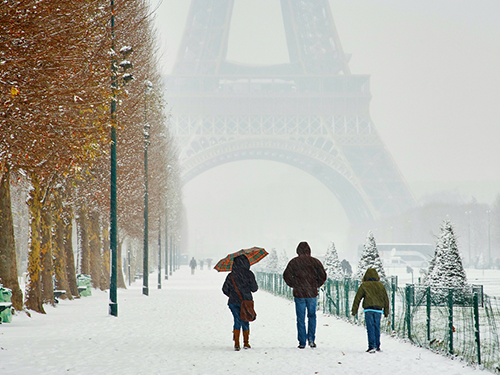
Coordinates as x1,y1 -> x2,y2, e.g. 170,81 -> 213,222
0,1 -> 182,313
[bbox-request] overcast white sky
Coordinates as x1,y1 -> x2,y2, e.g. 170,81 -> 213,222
149,0 -> 500,260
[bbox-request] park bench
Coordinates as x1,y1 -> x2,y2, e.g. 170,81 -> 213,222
53,290 -> 66,303
0,302 -> 12,324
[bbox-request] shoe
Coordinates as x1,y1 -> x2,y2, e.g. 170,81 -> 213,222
308,340 -> 317,348
298,344 -> 306,349
366,348 -> 376,353
376,348 -> 381,352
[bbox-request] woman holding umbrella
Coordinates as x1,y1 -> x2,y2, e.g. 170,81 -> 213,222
222,254 -> 258,351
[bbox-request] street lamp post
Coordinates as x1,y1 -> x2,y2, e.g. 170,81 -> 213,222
109,1 -> 134,315
109,0 -> 118,316
143,80 -> 152,296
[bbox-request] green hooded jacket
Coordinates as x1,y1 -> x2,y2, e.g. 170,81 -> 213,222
351,268 -> 389,317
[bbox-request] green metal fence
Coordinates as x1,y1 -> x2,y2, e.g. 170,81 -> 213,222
255,272 -> 500,372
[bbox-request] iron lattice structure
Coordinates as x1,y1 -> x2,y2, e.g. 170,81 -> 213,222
167,0 -> 415,224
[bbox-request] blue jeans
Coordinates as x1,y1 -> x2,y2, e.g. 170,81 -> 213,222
228,304 -> 249,331
365,311 -> 382,349
294,297 -> 317,346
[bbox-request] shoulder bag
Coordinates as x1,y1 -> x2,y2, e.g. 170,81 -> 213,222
230,274 -> 256,322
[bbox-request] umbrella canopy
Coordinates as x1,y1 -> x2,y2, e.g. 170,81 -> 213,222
214,247 -> 268,272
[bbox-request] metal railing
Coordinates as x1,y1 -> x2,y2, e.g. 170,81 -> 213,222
256,272 -> 500,372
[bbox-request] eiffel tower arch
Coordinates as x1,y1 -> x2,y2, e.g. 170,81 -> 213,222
167,0 -> 415,224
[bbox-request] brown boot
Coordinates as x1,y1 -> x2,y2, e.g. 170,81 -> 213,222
233,329 -> 241,351
243,329 -> 251,349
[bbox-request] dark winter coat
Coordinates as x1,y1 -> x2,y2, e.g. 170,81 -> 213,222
283,242 -> 327,298
351,268 -> 390,317
222,255 -> 258,305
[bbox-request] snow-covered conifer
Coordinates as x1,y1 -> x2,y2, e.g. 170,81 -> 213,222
266,248 -> 279,273
324,242 -> 343,280
354,231 -> 387,282
278,249 -> 289,273
425,220 -> 470,299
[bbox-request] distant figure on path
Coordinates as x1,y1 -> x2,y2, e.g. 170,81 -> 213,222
222,255 -> 258,351
199,259 -> 204,270
351,268 -> 390,353
283,242 -> 327,349
189,257 -> 197,275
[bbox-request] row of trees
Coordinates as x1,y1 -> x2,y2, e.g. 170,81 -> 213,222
350,196 -> 500,269
355,223 -> 470,298
257,221 -> 470,298
0,1 -> 183,314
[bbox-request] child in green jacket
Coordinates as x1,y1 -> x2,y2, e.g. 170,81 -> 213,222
351,268 -> 390,352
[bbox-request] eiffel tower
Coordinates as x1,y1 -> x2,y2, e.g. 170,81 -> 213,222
167,0 -> 414,224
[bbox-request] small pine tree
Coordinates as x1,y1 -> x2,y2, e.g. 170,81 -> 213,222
425,220 -> 470,299
278,249 -> 289,273
355,231 -> 387,282
324,242 -> 343,280
266,248 -> 279,273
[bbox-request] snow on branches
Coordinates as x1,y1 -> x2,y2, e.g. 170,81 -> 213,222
324,242 -> 343,280
425,220 -> 470,299
355,231 -> 387,282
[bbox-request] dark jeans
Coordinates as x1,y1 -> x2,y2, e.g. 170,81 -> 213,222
228,303 -> 249,331
365,311 -> 382,349
294,297 -> 317,346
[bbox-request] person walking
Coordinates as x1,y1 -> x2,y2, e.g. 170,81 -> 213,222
351,268 -> 390,353
222,255 -> 258,351
283,242 -> 327,349
189,257 -> 197,275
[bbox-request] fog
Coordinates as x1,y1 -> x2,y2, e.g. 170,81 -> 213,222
151,0 -> 500,262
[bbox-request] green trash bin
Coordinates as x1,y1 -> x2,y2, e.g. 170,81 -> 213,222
0,285 -> 13,323
77,274 -> 92,297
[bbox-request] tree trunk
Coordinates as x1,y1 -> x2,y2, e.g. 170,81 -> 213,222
25,174 -> 45,313
101,224 -> 110,290
40,203 -> 54,306
63,204 -> 79,298
52,190 -> 72,299
0,167 -> 23,311
89,210 -> 102,289
77,203 -> 90,275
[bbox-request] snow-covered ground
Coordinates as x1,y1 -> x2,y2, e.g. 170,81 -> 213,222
0,267 -> 490,375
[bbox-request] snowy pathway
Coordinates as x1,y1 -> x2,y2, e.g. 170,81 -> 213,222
0,267 -> 483,374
